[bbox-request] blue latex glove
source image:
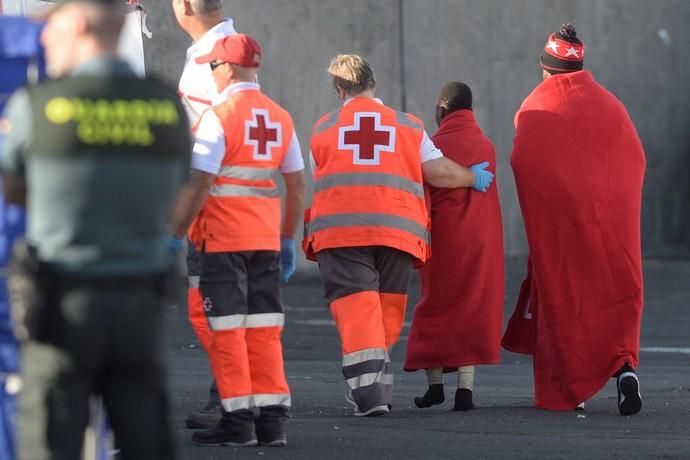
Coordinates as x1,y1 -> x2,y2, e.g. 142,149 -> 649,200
280,237 -> 296,284
167,236 -> 184,255
469,162 -> 495,192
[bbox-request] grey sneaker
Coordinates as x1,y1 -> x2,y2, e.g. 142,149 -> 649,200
346,390 -> 390,416
354,404 -> 389,417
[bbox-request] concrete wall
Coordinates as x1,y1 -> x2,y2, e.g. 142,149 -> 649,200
144,0 -> 690,257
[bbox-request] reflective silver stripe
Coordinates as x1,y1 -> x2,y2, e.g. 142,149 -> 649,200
253,393 -> 291,408
342,348 -> 387,367
188,276 -> 200,289
396,111 -> 422,130
210,183 -> 280,198
218,165 -> 275,181
347,372 -> 394,390
221,395 -> 253,412
308,213 -> 428,241
208,313 -> 285,331
221,393 -> 291,412
313,110 -> 341,134
315,172 -> 424,198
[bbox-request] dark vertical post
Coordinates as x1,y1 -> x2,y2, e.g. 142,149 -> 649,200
398,0 -> 407,112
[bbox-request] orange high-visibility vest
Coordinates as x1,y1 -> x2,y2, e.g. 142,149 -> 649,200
305,97 -> 430,264
189,86 -> 295,252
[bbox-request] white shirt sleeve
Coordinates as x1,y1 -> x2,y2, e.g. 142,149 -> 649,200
279,133 -> 305,173
191,111 -> 225,175
419,130 -> 444,163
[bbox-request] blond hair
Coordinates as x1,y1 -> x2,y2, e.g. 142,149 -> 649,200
328,54 -> 376,96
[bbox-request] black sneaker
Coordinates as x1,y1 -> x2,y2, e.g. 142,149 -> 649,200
256,406 -> 288,447
185,400 -> 222,429
617,370 -> 642,416
414,384 -> 445,409
192,410 -> 257,447
452,389 -> 474,411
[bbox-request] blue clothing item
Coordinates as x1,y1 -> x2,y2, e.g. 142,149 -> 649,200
280,237 -> 296,283
0,16 -> 43,459
0,16 -> 45,114
470,161 -> 494,193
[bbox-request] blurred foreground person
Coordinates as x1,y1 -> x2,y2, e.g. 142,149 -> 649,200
502,24 -> 646,415
404,82 -> 505,411
170,34 -> 306,447
171,0 -> 237,430
0,0 -> 191,458
304,54 -> 494,417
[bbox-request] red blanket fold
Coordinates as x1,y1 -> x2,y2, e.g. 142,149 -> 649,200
502,70 -> 646,410
404,110 -> 504,372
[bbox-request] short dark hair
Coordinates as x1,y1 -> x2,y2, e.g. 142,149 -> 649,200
437,81 -> 473,112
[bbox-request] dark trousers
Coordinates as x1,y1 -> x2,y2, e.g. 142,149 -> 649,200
18,278 -> 176,460
316,246 -> 414,305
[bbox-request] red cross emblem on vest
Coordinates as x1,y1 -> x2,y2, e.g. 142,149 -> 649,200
338,112 -> 396,165
245,109 -> 282,160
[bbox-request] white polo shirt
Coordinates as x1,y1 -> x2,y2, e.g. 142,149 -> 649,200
178,19 -> 237,126
192,82 -> 305,175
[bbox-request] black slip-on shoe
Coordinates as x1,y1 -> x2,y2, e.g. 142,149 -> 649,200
452,388 -> 475,411
414,384 -> 445,409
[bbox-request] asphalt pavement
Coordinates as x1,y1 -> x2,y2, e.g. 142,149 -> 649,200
166,258 -> 690,460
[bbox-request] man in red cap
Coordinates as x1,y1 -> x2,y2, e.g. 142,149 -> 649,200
502,24 -> 646,416
171,33 -> 306,446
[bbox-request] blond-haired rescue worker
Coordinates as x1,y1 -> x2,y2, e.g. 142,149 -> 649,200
303,54 -> 494,417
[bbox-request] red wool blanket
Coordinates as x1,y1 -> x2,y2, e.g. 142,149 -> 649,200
502,70 -> 646,410
405,110 -> 505,372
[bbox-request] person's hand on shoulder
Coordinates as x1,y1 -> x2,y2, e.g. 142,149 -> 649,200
469,162 -> 494,192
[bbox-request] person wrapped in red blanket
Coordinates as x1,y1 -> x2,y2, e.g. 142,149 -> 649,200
502,24 -> 646,416
404,82 -> 505,411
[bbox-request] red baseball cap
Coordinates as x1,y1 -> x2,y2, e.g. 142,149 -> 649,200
195,34 -> 262,68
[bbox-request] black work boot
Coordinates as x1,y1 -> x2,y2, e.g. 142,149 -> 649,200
616,364 -> 642,416
185,380 -> 222,429
256,406 -> 289,447
414,384 -> 445,408
452,388 -> 475,411
192,409 -> 257,447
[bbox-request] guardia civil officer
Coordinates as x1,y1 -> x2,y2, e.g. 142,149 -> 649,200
0,0 -> 191,458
